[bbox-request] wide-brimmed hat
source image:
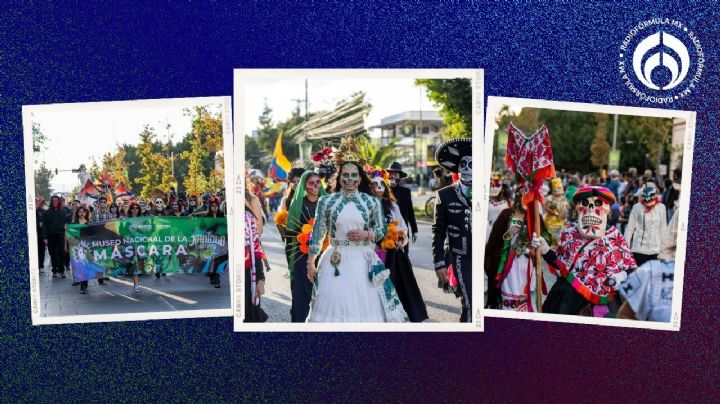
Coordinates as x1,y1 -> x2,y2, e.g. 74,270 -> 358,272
435,138 -> 472,173
385,162 -> 408,178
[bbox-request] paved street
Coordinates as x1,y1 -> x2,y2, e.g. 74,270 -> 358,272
37,255 -> 230,317
258,219 -> 464,323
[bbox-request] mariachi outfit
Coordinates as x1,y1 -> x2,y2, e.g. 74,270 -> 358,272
432,138 -> 473,323
542,186 -> 637,317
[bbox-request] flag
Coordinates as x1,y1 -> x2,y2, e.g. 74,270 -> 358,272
78,179 -> 100,205
114,182 -> 133,200
268,130 -> 291,181
505,122 -> 556,236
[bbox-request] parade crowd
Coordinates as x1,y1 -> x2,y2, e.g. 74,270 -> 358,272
244,137 -> 474,324
36,188 -> 227,295
485,164 -> 681,322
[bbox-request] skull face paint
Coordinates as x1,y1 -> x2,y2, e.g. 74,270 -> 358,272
371,177 -> 386,197
154,198 -> 165,211
575,196 -> 609,238
305,175 -> 321,197
388,171 -> 400,188
340,163 -> 360,192
459,156 -> 472,186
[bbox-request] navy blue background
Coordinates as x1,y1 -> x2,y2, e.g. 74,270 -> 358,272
1,2 -> 718,401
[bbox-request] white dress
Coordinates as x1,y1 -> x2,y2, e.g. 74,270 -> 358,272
307,191 -> 408,323
500,235 -> 537,312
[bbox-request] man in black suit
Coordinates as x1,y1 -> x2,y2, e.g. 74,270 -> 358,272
386,162 -> 418,253
431,138 -> 473,323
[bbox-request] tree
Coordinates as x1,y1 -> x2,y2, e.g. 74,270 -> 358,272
135,125 -> 163,199
357,135 -> 399,168
590,113 -> 611,169
34,163 -> 54,200
245,136 -> 267,170
181,106 -> 224,195
415,78 -> 472,139
32,119 -> 47,154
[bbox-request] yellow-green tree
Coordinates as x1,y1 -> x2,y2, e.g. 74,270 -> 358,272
182,106 -> 223,195
590,113 -> 611,169
135,125 -> 164,199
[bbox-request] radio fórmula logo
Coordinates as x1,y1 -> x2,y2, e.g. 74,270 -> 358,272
619,18 -> 704,104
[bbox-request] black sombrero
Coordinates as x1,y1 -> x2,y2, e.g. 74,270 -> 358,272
435,138 -> 472,173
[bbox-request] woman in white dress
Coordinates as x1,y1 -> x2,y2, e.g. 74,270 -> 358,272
306,138 -> 408,323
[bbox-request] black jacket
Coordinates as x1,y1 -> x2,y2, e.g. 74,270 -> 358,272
42,207 -> 67,238
432,184 -> 471,269
391,185 -> 418,234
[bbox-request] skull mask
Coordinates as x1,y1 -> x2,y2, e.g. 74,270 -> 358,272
371,177 -> 386,195
575,196 -> 610,239
154,198 -> 165,212
459,156 -> 472,186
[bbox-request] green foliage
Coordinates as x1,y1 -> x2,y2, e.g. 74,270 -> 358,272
495,107 -> 674,174
357,135 -> 399,168
34,163 -> 54,200
32,119 -> 47,154
245,136 -> 267,170
134,125 -> 163,199
590,113 -> 611,168
415,78 -> 472,139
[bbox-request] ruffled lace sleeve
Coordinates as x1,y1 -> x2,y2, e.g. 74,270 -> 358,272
309,195 -> 328,255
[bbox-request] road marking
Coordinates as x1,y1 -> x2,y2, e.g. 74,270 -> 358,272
116,293 -> 140,302
158,296 -> 178,311
107,277 -> 198,305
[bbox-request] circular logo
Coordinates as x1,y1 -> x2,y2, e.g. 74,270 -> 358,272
618,18 -> 704,104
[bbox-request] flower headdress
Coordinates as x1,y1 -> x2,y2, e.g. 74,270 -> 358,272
311,146 -> 335,167
365,165 -> 389,182
335,136 -> 365,167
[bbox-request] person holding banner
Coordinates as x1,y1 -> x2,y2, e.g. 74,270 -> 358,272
71,206 -> 103,294
206,197 -> 225,288
126,201 -> 144,292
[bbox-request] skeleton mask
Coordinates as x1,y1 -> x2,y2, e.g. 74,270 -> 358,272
305,175 -> 321,197
154,198 -> 165,211
489,179 -> 502,198
459,156 -> 472,186
340,164 -> 360,192
641,186 -> 658,208
371,177 -> 386,195
575,196 -> 610,239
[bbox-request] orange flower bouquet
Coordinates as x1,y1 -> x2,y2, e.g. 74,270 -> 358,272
297,219 -> 315,254
274,210 -> 288,227
380,220 -> 405,250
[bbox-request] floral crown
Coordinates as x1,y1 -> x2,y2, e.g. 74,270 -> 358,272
311,146 -> 335,167
335,136 -> 365,167
365,166 -> 389,182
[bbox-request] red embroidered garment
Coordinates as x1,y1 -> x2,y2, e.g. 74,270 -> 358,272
245,211 -> 266,305
555,225 -> 636,298
505,123 -> 556,236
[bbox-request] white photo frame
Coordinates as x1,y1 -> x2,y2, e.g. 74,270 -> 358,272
481,96 -> 694,331
23,96 -> 235,325
233,69 -> 484,332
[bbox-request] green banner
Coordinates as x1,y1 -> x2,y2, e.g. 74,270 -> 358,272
66,216 -> 228,281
